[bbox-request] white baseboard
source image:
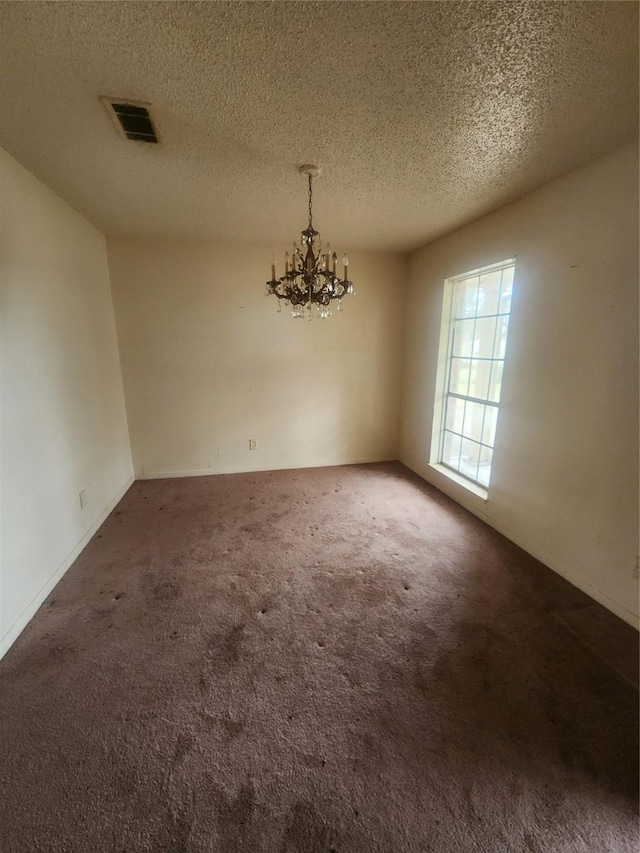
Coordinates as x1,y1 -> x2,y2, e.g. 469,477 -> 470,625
401,459 -> 640,631
0,474 -> 135,661
136,456 -> 398,480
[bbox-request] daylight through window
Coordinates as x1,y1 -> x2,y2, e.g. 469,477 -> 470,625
437,259 -> 515,490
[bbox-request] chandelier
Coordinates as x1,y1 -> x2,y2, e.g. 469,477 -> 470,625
265,165 -> 355,319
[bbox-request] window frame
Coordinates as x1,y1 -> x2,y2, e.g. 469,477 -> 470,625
430,257 -> 516,497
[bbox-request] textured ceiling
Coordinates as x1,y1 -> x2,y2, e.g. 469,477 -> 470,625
0,1 -> 638,252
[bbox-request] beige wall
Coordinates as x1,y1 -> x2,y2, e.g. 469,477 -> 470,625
0,149 -> 134,656
107,238 -> 406,479
400,142 -> 639,627
2,140 -> 636,657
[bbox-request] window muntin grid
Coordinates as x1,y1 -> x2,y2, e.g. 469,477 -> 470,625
440,262 -> 514,489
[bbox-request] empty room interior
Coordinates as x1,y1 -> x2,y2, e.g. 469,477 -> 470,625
1,2 -> 638,851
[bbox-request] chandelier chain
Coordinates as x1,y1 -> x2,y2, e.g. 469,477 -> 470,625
308,174 -> 313,229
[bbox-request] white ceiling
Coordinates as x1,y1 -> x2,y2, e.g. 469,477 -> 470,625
1,1 -> 637,252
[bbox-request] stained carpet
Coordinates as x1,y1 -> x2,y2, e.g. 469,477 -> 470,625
0,462 -> 637,852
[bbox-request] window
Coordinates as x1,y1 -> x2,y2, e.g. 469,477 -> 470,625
432,258 -> 515,493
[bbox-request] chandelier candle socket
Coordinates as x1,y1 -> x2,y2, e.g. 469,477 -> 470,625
265,165 -> 355,319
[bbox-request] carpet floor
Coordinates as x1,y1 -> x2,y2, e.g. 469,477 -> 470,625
0,462 -> 637,852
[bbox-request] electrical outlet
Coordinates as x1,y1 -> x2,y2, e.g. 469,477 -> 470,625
249,439 -> 257,451
79,489 -> 87,509
633,556 -> 639,580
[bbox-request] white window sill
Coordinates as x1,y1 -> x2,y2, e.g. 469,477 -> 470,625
428,463 -> 489,501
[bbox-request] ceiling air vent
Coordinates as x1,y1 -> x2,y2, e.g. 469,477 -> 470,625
101,98 -> 159,143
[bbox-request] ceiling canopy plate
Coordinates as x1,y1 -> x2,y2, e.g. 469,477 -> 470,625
298,165 -> 321,179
